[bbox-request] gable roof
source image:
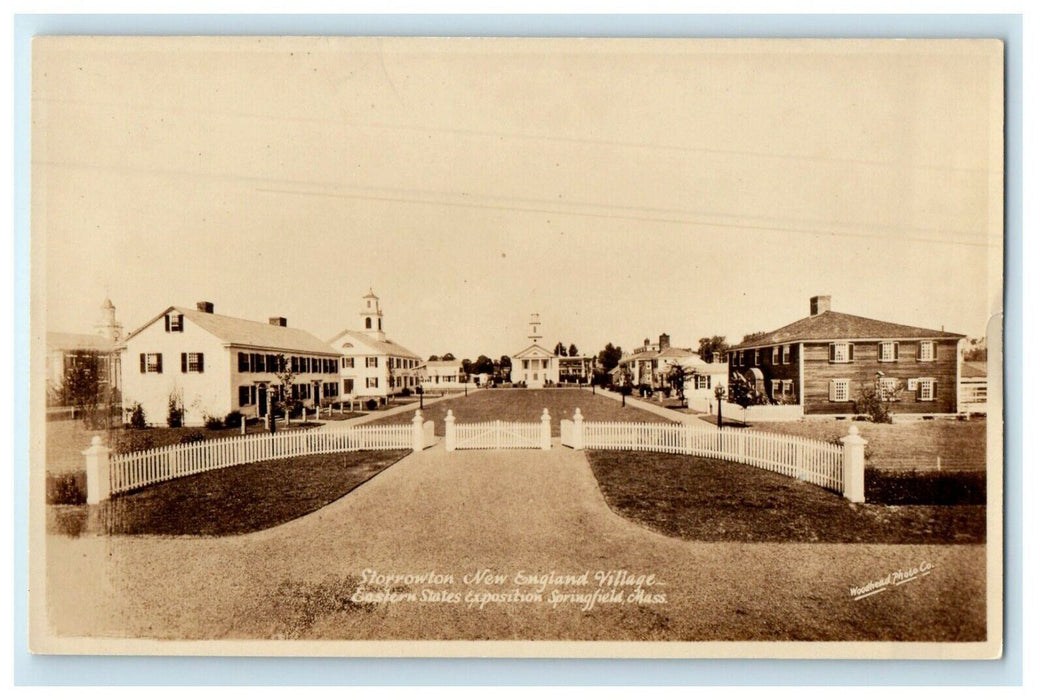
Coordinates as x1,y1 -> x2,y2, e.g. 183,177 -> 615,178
731,310 -> 965,350
512,343 -> 555,359
328,329 -> 420,359
125,306 -> 338,356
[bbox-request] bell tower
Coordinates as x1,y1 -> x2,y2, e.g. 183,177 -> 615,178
95,297 -> 123,342
360,289 -> 386,341
527,313 -> 543,345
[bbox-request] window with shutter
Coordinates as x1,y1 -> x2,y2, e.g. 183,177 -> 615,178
879,341 -> 898,362
155,354 -> 163,373
918,378 -> 936,401
239,386 -> 250,407
829,379 -> 850,402
238,352 -> 249,372
918,341 -> 937,361
181,353 -> 187,373
830,343 -> 852,363
140,353 -> 146,373
782,345 -> 791,364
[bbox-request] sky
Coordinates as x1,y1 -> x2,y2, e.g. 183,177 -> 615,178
33,37 -> 1004,361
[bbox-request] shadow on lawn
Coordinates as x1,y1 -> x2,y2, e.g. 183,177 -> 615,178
47,450 -> 409,538
586,451 -> 985,545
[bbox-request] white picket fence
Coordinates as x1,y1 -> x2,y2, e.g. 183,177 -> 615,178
96,423 -> 423,499
565,419 -> 846,495
453,420 -> 543,450
444,409 -> 552,451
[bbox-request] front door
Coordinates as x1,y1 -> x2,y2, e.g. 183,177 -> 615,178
258,385 -> 268,417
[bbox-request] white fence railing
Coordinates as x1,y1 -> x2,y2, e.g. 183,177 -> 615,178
83,412 -> 435,503
561,410 -> 864,500
444,409 -> 552,451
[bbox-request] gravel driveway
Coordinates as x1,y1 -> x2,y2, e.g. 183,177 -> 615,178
44,440 -> 986,645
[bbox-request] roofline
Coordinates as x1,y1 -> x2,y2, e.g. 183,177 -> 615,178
730,335 -> 966,352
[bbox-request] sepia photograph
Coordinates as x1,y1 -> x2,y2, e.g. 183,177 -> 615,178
28,35 -> 1005,658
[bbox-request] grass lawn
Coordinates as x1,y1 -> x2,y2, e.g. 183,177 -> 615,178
44,419 -> 325,473
586,450 -> 985,544
368,387 -> 676,436
698,416 -> 987,471
47,450 -> 409,537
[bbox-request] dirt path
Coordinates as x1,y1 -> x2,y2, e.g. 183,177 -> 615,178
45,440 -> 986,643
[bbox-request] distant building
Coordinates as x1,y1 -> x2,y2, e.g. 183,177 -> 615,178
327,290 -> 422,406
612,333 -> 727,409
46,298 -> 123,409
510,313 -> 560,387
419,359 -> 467,392
121,301 -> 339,426
729,295 -> 965,416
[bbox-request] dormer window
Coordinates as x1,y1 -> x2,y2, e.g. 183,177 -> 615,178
164,313 -> 183,333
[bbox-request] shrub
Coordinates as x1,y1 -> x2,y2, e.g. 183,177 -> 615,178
46,472 -> 86,505
180,431 -> 206,444
113,430 -> 155,454
855,383 -> 896,424
364,398 -> 378,411
129,402 -> 147,429
399,387 -> 412,397
865,468 -> 986,505
204,416 -> 224,430
167,394 -> 184,428
224,411 -> 244,429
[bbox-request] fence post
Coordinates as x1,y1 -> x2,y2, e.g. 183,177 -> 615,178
83,436 -> 112,505
412,410 -> 424,453
840,425 -> 867,503
540,408 -> 551,450
445,410 -> 456,451
573,408 -> 584,450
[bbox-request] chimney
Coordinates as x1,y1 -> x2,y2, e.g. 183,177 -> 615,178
659,333 -> 670,350
269,317 -> 287,327
810,295 -> 831,316
196,301 -> 214,314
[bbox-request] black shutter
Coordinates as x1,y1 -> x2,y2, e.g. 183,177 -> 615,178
181,353 -> 187,373
140,353 -> 146,373
177,314 -> 184,332
156,354 -> 163,373
198,354 -> 204,373
164,315 -> 170,332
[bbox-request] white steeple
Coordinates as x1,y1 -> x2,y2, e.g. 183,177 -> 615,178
360,289 -> 386,341
527,313 -> 542,345
95,297 -> 123,342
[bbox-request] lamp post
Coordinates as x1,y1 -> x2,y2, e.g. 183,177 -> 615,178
714,383 -> 726,430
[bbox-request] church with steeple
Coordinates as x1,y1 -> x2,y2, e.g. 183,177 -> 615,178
327,289 -> 422,406
509,313 -> 561,388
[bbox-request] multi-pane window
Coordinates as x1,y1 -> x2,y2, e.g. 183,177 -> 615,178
365,357 -> 378,368
879,342 -> 899,362
140,353 -> 163,373
918,378 -> 936,401
829,343 -> 853,363
918,341 -> 937,361
343,378 -> 354,394
239,386 -> 251,407
182,352 -> 204,373
754,349 -> 761,365
829,378 -> 850,402
782,345 -> 791,364
342,357 -> 355,369
366,377 -> 379,388
695,375 -> 711,390
167,314 -> 183,332
877,377 -> 900,400
779,379 -> 794,397
238,352 -> 250,372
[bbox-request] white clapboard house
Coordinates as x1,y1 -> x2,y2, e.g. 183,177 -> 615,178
121,301 -> 340,426
327,290 -> 422,407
